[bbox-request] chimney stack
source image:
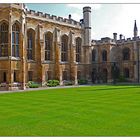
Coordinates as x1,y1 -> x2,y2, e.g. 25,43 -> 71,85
113,33 -> 117,41
69,14 -> 71,20
120,34 -> 123,40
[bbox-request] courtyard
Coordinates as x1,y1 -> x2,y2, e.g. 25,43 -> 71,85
0,85 -> 140,136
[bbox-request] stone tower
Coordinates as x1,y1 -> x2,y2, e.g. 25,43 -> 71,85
83,6 -> 91,46
83,6 -> 92,82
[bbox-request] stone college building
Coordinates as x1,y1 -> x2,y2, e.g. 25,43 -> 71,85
0,3 -> 140,90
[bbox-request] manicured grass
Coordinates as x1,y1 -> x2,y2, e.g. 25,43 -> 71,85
0,85 -> 140,136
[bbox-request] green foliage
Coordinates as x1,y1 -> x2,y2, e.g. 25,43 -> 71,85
78,79 -> 88,85
29,83 -> 39,88
27,81 -> 34,86
27,81 -> 39,88
47,80 -> 60,87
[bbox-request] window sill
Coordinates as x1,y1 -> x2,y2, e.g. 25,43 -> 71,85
60,61 -> 69,64
11,57 -> 21,61
42,61 -> 53,64
27,60 -> 36,63
0,57 -> 9,60
75,62 -> 81,64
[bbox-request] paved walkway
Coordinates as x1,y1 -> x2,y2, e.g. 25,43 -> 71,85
0,85 -> 93,94
0,82 -> 139,95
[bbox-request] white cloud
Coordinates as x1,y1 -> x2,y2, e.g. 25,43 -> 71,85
67,4 -> 101,10
65,4 -> 101,22
103,4 -> 140,39
63,13 -> 82,21
70,13 -> 82,21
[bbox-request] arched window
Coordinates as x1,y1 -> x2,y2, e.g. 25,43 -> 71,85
76,37 -> 81,62
123,48 -> 130,60
102,50 -> 107,61
0,22 -> 8,57
124,68 -> 129,78
92,49 -> 96,62
45,32 -> 52,61
61,35 -> 68,62
27,29 -> 35,60
12,22 -> 20,57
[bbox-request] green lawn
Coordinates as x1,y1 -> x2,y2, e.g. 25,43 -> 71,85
0,85 -> 140,136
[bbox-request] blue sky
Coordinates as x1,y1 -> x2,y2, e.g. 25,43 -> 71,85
26,4 -> 140,40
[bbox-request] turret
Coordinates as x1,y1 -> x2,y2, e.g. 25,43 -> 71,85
134,20 -> 138,38
83,6 -> 91,46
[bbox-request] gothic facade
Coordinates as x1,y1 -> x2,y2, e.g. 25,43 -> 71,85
0,3 -> 139,90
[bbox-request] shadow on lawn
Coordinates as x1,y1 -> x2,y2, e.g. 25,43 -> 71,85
77,85 -> 140,92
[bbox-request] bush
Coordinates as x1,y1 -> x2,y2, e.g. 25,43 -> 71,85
27,81 -> 34,86
78,79 -> 88,85
27,81 -> 39,88
47,80 -> 60,87
29,83 -> 39,88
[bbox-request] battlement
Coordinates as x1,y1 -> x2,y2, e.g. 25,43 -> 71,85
92,37 -> 116,45
92,36 -> 140,46
26,9 -> 81,27
117,36 -> 140,44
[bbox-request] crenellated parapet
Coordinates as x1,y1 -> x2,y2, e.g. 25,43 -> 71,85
26,9 -> 81,27
117,36 -> 140,44
92,36 -> 140,46
92,37 -> 116,45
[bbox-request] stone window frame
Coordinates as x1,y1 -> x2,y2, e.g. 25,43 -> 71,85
44,32 -> 53,61
61,35 -> 68,62
92,49 -> 96,62
122,47 -> 130,61
0,21 -> 8,57
102,49 -> 107,62
27,29 -> 35,60
12,22 -> 20,57
75,37 -> 82,63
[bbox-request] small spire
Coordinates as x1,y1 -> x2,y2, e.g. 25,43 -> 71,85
134,20 -> 138,31
134,20 -> 138,38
